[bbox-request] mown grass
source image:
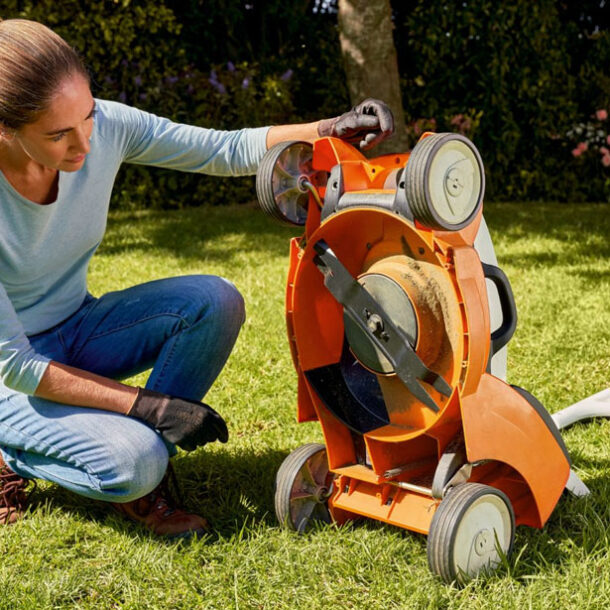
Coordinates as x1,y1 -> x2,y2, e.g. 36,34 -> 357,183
1,202 -> 609,609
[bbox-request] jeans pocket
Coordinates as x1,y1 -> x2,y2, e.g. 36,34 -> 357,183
56,328 -> 68,353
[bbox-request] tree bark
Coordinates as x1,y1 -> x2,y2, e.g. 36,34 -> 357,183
337,0 -> 408,154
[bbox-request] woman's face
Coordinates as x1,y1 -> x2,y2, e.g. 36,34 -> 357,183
13,73 -> 95,172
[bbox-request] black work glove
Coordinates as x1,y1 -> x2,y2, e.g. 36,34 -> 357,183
128,388 -> 229,452
317,98 -> 394,151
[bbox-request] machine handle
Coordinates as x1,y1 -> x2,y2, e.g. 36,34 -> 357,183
481,263 -> 517,355
336,191 -> 396,212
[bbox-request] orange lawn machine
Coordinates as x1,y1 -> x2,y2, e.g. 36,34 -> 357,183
255,133 -> 588,583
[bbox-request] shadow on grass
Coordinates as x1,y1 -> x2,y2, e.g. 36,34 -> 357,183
99,202 -> 610,277
28,445 -> 290,542
485,202 -> 610,277
101,204 -> 301,263
25,438 -> 610,580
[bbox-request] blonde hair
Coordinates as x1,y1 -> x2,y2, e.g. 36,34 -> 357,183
0,19 -> 89,129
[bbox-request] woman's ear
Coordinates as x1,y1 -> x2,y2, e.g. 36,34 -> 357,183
0,123 -> 15,141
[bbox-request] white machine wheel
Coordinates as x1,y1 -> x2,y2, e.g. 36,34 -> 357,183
274,443 -> 334,532
405,133 -> 484,231
427,483 -> 515,583
255,140 -> 315,226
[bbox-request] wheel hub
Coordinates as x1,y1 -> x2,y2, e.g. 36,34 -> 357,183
344,273 -> 417,374
313,484 -> 332,503
473,529 -> 494,556
444,166 -> 465,198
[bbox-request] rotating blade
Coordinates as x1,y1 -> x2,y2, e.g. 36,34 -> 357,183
313,240 -> 451,413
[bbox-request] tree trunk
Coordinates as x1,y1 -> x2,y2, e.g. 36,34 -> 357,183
337,0 -> 408,154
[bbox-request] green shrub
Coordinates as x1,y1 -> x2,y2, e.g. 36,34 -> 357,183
109,59 -> 296,209
393,0 -> 610,202
1,0 -> 297,209
1,0 -> 609,203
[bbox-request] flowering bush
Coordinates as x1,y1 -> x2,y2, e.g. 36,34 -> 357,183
564,108 -> 610,201
568,109 -> 610,167
106,61 -> 296,209
2,0 -> 299,210
406,109 -> 483,148
3,0 -> 610,203
111,61 -> 295,130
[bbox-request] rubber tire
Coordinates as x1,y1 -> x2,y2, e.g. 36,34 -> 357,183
427,482 -> 515,584
274,443 -> 333,533
255,140 -> 313,226
404,133 -> 484,231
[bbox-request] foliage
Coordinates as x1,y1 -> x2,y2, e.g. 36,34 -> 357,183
164,0 -> 348,121
566,107 -> 610,201
405,109 -> 484,149
393,0 -> 593,201
108,59 -> 296,209
1,0 -> 609,203
1,0 -> 299,208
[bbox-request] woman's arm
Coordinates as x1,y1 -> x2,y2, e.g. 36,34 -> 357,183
35,360 -> 228,451
0,282 -> 136,413
35,360 -> 137,414
266,122 -> 320,148
104,97 -> 393,178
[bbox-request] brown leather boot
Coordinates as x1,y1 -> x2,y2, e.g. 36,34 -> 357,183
112,465 -> 208,538
0,453 -> 34,524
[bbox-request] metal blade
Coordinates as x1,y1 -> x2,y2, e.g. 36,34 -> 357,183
313,239 -> 450,413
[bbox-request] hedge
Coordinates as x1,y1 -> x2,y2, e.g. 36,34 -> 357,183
1,0 -> 609,205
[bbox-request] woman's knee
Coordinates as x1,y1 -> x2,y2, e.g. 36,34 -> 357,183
213,276 -> 246,326
97,428 -> 169,502
1,417 -> 170,503
186,275 -> 246,329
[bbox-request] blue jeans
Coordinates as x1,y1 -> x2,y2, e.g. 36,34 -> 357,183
0,275 -> 245,502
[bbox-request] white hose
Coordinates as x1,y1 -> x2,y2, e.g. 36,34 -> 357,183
551,390 -> 610,497
552,388 -> 610,430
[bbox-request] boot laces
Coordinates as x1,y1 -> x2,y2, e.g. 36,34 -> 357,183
0,463 -> 34,512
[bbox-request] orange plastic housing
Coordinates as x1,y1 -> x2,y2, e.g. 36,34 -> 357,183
284,137 -> 570,535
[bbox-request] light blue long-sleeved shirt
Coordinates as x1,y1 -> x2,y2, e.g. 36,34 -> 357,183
0,99 -> 270,394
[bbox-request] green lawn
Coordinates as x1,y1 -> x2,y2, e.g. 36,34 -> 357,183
2,202 -> 610,609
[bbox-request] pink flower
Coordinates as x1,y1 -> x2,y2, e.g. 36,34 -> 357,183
457,118 -> 472,134
596,109 -> 608,121
577,142 -> 588,152
572,148 -> 583,157
600,147 -> 609,155
607,135 -> 610,145
602,154 -> 610,167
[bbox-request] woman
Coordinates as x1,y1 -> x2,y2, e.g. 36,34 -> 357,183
0,18 -> 393,537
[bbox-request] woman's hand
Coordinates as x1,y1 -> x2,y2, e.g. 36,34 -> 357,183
265,98 -> 395,151
128,388 -> 228,451
317,98 -> 394,150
